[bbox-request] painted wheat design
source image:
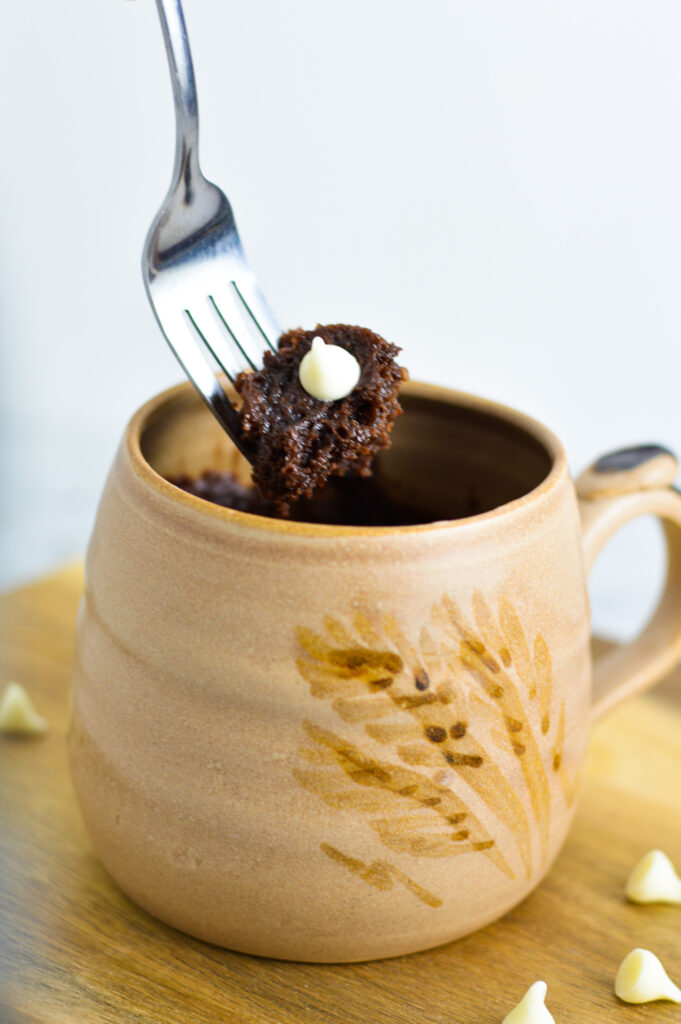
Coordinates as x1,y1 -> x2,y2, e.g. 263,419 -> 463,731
294,593 -> 577,891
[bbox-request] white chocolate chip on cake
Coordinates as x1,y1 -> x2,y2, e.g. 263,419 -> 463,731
0,682 -> 48,737
502,982 -> 555,1024
615,949 -> 681,1004
625,849 -> 681,904
298,335 -> 361,402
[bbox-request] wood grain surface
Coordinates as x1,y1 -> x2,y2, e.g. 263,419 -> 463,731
1,565 -> 680,1024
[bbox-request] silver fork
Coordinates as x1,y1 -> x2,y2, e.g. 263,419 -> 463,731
143,0 -> 281,458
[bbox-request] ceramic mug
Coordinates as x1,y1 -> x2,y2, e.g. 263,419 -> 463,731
69,381 -> 681,962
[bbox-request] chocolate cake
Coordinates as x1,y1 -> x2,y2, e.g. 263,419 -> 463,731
169,470 -> 277,517
169,470 -> 438,527
234,324 -> 407,513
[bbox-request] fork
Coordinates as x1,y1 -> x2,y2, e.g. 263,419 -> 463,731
142,0 -> 281,458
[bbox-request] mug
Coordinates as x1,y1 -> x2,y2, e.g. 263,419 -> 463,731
69,381 -> 681,962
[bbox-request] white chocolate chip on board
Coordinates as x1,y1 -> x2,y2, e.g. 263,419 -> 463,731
615,949 -> 681,1004
0,682 -> 48,737
502,982 -> 555,1024
625,849 -> 681,905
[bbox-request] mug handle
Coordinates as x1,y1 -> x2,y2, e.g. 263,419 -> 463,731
576,444 -> 681,722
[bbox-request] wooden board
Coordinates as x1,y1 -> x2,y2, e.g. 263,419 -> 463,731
1,565 -> 680,1024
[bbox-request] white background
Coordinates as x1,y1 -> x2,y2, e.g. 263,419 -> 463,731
1,0 -> 680,640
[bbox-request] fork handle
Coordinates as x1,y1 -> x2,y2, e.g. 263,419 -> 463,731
153,0 -> 201,194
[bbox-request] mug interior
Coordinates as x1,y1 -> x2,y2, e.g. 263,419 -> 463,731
139,384 -> 556,525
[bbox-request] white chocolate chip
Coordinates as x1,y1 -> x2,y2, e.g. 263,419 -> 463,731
615,949 -> 681,1004
0,682 -> 48,736
625,849 -> 681,904
298,335 -> 361,402
502,982 -> 555,1024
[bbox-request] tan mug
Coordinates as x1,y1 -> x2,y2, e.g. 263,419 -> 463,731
69,381 -> 681,962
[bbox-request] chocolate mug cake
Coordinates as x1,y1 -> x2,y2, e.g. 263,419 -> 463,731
170,323 -> 407,517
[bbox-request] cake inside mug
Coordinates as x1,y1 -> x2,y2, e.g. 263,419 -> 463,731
236,324 -> 406,513
159,358 -> 554,528
171,323 -> 409,517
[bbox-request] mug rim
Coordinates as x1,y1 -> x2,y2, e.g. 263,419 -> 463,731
126,380 -> 568,537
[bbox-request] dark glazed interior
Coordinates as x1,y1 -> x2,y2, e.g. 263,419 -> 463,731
374,393 -> 554,522
140,388 -> 555,526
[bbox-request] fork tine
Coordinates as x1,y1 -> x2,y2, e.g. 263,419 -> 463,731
208,296 -> 257,371
153,311 -> 250,456
207,284 -> 272,366
232,278 -> 281,353
185,307 -> 252,383
164,311 -> 227,390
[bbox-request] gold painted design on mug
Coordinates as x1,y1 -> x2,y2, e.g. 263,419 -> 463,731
295,720 -> 512,874
436,592 -> 554,862
370,610 -> 533,878
295,592 -> 575,896
320,843 -> 443,908
551,701 -> 577,806
534,635 -> 553,734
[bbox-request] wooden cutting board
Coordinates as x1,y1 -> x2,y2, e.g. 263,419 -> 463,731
1,565 -> 681,1024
